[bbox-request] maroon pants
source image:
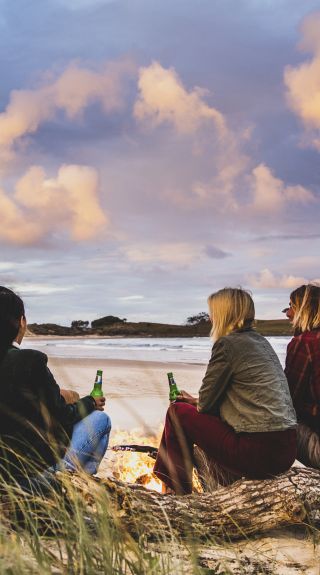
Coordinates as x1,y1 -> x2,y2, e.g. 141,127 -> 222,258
153,403 -> 297,494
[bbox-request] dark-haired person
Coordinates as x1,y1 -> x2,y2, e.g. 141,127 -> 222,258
284,284 -> 320,468
0,286 -> 111,487
154,288 -> 297,495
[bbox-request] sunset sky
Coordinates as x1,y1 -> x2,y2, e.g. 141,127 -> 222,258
0,0 -> 320,325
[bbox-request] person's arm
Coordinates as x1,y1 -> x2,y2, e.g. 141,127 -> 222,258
31,352 -> 97,427
60,389 -> 80,404
198,338 -> 233,414
285,336 -> 311,409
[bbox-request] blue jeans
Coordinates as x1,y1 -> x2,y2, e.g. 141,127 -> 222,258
61,411 -> 111,475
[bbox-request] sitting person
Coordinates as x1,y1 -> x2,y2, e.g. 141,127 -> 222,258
154,288 -> 297,495
283,284 -> 320,468
0,286 -> 111,487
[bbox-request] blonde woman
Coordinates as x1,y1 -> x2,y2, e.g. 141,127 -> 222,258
154,288 -> 297,495
284,284 -> 320,468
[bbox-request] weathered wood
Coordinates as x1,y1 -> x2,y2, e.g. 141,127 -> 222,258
63,466 -> 320,540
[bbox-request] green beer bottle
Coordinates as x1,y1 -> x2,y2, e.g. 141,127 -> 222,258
167,372 -> 180,402
90,369 -> 104,398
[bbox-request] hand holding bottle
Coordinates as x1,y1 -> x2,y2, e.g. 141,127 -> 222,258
167,372 -> 180,402
93,396 -> 106,411
90,369 -> 105,410
176,390 -> 198,406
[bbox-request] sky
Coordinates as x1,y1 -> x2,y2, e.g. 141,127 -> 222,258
0,0 -> 320,325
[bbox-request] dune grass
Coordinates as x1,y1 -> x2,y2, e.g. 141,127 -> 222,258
0,469 -> 207,575
0,468 -> 317,575
0,440 -> 315,575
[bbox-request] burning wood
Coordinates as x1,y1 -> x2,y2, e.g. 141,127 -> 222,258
108,429 -> 163,491
112,444 -> 158,459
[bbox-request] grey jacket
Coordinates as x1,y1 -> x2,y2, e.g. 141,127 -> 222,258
198,329 -> 297,433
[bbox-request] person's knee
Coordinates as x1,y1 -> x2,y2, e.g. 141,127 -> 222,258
169,401 -> 194,415
89,410 -> 112,434
168,401 -> 195,426
99,411 -> 112,434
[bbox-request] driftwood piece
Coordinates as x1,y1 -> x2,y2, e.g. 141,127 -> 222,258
64,466 -> 320,540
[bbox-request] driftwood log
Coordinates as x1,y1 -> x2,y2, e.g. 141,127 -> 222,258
63,466 -> 320,540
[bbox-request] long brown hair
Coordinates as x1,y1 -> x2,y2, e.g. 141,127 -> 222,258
290,284 -> 320,333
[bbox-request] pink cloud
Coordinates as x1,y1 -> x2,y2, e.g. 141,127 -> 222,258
251,164 -> 314,212
0,164 -> 108,244
134,62 -> 226,135
248,268 -> 320,289
284,12 -> 320,149
0,59 -> 134,160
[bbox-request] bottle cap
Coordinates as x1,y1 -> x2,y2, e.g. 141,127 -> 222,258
97,369 -> 103,375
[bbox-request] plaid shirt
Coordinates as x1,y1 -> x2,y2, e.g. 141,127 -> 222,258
285,328 -> 320,431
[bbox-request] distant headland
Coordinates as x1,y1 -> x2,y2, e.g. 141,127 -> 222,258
27,314 -> 292,337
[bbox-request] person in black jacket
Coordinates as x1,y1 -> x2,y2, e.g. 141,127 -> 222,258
0,286 -> 111,485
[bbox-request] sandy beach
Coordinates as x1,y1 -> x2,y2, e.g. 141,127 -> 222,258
43,352 -> 319,574
48,356 -> 204,432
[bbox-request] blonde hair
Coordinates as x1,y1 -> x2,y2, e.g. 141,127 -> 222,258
208,287 -> 255,341
291,284 -> 320,333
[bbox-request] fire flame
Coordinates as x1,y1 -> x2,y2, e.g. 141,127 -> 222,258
103,427 -> 203,493
107,428 -> 163,492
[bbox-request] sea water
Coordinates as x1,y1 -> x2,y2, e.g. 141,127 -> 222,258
23,336 -> 290,367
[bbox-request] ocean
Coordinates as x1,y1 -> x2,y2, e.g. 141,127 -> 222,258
23,336 -> 291,367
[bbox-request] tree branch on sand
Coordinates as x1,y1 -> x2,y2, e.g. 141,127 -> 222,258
62,466 -> 320,541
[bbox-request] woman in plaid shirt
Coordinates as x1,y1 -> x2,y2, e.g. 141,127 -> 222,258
284,284 -> 320,468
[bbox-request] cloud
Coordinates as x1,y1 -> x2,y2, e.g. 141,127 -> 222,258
132,65 -> 247,213
134,61 -> 226,134
289,255 -> 320,269
56,0 -> 116,9
0,262 -> 17,271
169,160 -> 315,217
284,12 -> 320,148
133,63 -> 314,218
12,283 -> 73,296
251,163 -> 314,211
0,164 -> 108,244
118,295 -> 144,301
0,188 -> 41,244
123,241 -> 232,267
254,233 -> 320,241
204,245 -> 230,259
0,59 -> 134,162
248,268 -> 320,289
124,242 -> 203,266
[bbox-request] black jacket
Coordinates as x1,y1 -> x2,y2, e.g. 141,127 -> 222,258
0,346 -> 95,480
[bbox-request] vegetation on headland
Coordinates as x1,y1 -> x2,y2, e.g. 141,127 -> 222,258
28,313 -> 293,337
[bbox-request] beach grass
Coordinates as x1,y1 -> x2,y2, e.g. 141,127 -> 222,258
0,467 -> 317,575
0,431 -> 316,575
0,470 -> 199,575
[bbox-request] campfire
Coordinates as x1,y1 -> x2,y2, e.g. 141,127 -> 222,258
108,428 -> 163,492
108,428 -> 203,493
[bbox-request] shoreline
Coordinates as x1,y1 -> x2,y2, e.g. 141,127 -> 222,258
48,356 -> 205,369
25,333 -> 125,340
25,332 -> 291,339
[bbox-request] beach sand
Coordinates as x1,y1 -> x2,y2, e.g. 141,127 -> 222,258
47,355 -> 319,574
48,356 -> 203,432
